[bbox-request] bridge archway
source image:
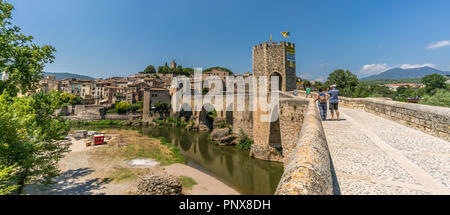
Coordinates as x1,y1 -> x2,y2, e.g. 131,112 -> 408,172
199,103 -> 216,130
179,103 -> 193,121
268,104 -> 282,154
226,104 -> 234,125
269,72 -> 283,92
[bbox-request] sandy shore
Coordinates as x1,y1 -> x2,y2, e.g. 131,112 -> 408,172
165,164 -> 239,195
25,130 -> 239,195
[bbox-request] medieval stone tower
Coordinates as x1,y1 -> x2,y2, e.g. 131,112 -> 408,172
250,41 -> 298,162
252,41 -> 296,92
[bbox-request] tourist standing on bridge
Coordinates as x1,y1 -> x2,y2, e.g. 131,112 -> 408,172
306,87 -> 311,98
314,88 -> 329,121
328,84 -> 340,121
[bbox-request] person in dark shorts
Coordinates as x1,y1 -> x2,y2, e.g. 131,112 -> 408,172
314,88 -> 329,121
327,84 -> 340,121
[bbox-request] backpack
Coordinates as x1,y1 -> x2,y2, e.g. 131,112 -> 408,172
319,93 -> 326,103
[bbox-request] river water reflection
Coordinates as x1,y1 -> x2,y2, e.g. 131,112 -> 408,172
140,126 -> 284,195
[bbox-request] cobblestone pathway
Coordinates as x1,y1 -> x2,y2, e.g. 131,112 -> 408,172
323,107 -> 450,195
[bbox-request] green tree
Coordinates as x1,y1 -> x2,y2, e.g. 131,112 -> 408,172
115,101 -> 130,114
314,81 -> 325,90
412,87 -> 427,98
396,86 -> 408,95
154,102 -> 170,119
422,74 -> 446,94
352,83 -> 371,98
370,85 -> 396,98
0,165 -> 18,195
0,1 -> 56,96
157,66 -> 164,74
0,91 -> 70,194
174,65 -> 183,75
419,89 -> 450,108
128,101 -> 143,112
60,92 -> 81,105
0,1 -> 68,195
325,70 -> 359,97
140,65 -> 156,74
158,64 -> 170,74
303,80 -> 312,89
182,68 -> 194,76
202,87 -> 209,95
203,66 -> 233,75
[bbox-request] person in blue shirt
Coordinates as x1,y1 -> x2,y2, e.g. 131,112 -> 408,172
314,88 -> 329,121
327,85 -> 340,121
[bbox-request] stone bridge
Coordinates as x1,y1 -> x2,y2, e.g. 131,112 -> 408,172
143,39 -> 450,194
163,88 -> 450,194
276,91 -> 450,195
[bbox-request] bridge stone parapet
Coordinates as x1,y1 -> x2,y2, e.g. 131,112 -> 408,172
275,99 -> 334,195
339,97 -> 450,141
297,90 -> 449,141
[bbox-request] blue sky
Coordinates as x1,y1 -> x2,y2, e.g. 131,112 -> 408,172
7,0 -> 450,80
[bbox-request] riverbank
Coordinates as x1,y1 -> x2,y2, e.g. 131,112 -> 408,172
25,129 -> 239,195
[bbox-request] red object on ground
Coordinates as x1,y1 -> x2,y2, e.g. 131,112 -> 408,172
94,134 -> 105,145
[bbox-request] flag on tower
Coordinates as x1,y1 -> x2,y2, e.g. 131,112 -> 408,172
281,31 -> 290,38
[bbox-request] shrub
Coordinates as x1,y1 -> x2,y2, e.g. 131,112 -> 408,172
179,176 -> 197,190
218,122 -> 229,128
128,101 -> 143,112
419,89 -> 450,108
60,92 -> 82,105
236,130 -> 254,150
152,118 -> 165,126
116,101 -> 131,114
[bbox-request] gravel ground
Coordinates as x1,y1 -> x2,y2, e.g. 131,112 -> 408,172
324,107 -> 450,195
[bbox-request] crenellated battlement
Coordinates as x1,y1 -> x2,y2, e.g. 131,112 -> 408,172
252,41 -> 297,92
253,41 -> 295,50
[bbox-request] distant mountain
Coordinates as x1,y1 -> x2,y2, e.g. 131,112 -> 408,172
361,67 -> 450,80
44,72 -> 95,81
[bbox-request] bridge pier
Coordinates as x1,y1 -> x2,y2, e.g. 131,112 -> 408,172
250,93 -> 310,163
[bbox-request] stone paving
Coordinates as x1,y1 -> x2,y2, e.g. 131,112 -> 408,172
323,107 -> 450,195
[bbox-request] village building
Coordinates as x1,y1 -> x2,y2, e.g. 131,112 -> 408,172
39,75 -> 59,93
383,83 -> 425,91
170,60 -> 177,69
144,87 -> 171,108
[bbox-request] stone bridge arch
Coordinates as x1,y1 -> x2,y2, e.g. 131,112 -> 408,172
268,104 -> 282,154
199,103 -> 217,131
225,103 -> 234,125
269,72 -> 283,92
179,103 -> 193,121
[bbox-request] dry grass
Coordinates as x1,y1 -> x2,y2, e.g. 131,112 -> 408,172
179,176 -> 197,190
86,130 -> 185,183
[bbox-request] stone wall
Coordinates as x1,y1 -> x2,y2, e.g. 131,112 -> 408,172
250,92 -> 310,163
105,113 -> 141,121
339,97 -> 450,141
232,109 -> 253,138
279,98 -> 309,159
68,105 -> 106,121
142,89 -> 171,122
297,90 -> 449,141
275,100 -> 334,195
